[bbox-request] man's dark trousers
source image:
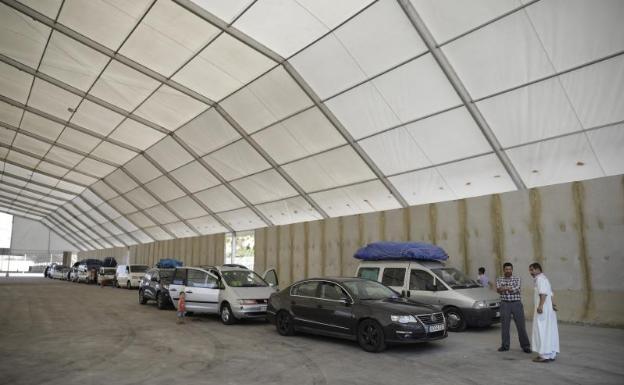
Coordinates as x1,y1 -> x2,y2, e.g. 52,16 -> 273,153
500,301 -> 530,349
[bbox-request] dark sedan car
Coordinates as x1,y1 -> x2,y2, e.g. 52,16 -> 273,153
267,277 -> 447,352
138,268 -> 174,309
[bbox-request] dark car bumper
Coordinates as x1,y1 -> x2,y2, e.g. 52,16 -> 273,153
266,309 -> 277,324
462,307 -> 501,327
383,323 -> 448,344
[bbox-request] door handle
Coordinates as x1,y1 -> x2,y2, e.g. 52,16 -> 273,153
316,304 -> 323,309
291,301 -> 296,305
185,291 -> 193,294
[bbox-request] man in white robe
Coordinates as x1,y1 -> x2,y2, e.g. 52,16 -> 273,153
529,263 -> 559,362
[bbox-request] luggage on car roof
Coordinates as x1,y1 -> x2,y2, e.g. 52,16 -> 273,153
102,257 -> 117,267
156,259 -> 183,268
354,241 -> 448,261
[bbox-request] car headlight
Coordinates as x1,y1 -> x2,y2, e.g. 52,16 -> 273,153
390,315 -> 417,324
239,299 -> 257,305
473,300 -> 487,309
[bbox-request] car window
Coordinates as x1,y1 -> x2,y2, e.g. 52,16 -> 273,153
357,267 -> 379,281
187,270 -> 218,289
410,270 -> 444,291
382,268 -> 406,287
292,281 -> 319,298
342,280 -> 398,300
172,269 -> 187,285
320,282 -> 348,300
130,265 -> 148,273
221,270 -> 267,287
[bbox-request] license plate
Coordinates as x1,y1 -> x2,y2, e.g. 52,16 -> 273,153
495,311 -> 500,317
428,323 -> 445,332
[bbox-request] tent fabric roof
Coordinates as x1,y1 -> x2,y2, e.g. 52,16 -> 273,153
1,0 -> 623,251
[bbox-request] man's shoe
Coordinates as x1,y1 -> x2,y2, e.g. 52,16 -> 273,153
523,347 -> 532,353
498,347 -> 509,352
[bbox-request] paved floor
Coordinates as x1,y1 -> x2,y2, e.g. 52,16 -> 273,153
0,277 -> 622,385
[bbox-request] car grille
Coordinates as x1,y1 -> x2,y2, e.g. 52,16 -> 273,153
416,312 -> 445,325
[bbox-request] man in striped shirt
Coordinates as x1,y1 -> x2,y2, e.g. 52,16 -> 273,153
496,262 -> 531,353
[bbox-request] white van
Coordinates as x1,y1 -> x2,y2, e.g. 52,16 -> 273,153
116,264 -> 149,289
168,265 -> 278,324
356,260 -> 501,332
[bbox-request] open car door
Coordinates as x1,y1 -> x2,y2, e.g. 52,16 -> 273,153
262,268 -> 279,290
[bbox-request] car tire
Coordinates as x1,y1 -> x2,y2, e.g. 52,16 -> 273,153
357,319 -> 386,353
220,303 -> 237,325
444,307 -> 467,332
157,292 -> 167,310
275,310 -> 295,336
139,289 -> 147,305
126,281 -> 131,290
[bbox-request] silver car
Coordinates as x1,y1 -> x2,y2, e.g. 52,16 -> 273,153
168,265 -> 278,325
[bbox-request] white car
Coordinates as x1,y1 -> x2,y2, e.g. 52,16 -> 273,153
168,265 -> 278,324
50,265 -> 68,279
97,267 -> 116,286
116,264 -> 149,289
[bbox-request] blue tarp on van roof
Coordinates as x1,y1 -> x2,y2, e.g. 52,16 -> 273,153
156,259 -> 183,268
354,242 -> 448,261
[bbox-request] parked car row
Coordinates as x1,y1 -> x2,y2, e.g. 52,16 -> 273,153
45,242 -> 502,352
47,259 -> 151,289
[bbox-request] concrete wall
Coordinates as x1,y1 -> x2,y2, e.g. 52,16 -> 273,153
77,233 -> 225,267
255,175 -> 624,327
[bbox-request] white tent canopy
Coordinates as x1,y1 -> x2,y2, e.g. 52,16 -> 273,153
0,0 -> 623,251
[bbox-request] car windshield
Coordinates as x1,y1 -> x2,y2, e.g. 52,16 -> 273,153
221,270 -> 268,287
431,268 -> 481,289
130,265 -> 149,273
342,280 -> 399,301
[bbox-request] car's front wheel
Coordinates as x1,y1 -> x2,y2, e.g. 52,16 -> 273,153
275,310 -> 295,336
138,289 -> 147,305
444,307 -> 467,332
220,303 -> 237,325
357,319 -> 386,353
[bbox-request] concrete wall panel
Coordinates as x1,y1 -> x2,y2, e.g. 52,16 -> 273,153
342,215 -> 361,276
292,223 -> 306,283
307,220 -> 323,277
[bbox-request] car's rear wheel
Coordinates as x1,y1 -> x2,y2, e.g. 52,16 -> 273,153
157,292 -> 167,310
357,319 -> 386,353
276,310 -> 295,336
139,289 -> 147,305
126,281 -> 131,290
444,307 -> 467,332
220,303 -> 237,325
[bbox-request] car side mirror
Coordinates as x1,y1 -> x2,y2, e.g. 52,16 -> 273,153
340,298 -> 352,306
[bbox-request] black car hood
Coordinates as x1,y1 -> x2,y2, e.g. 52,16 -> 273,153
362,298 -> 439,315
